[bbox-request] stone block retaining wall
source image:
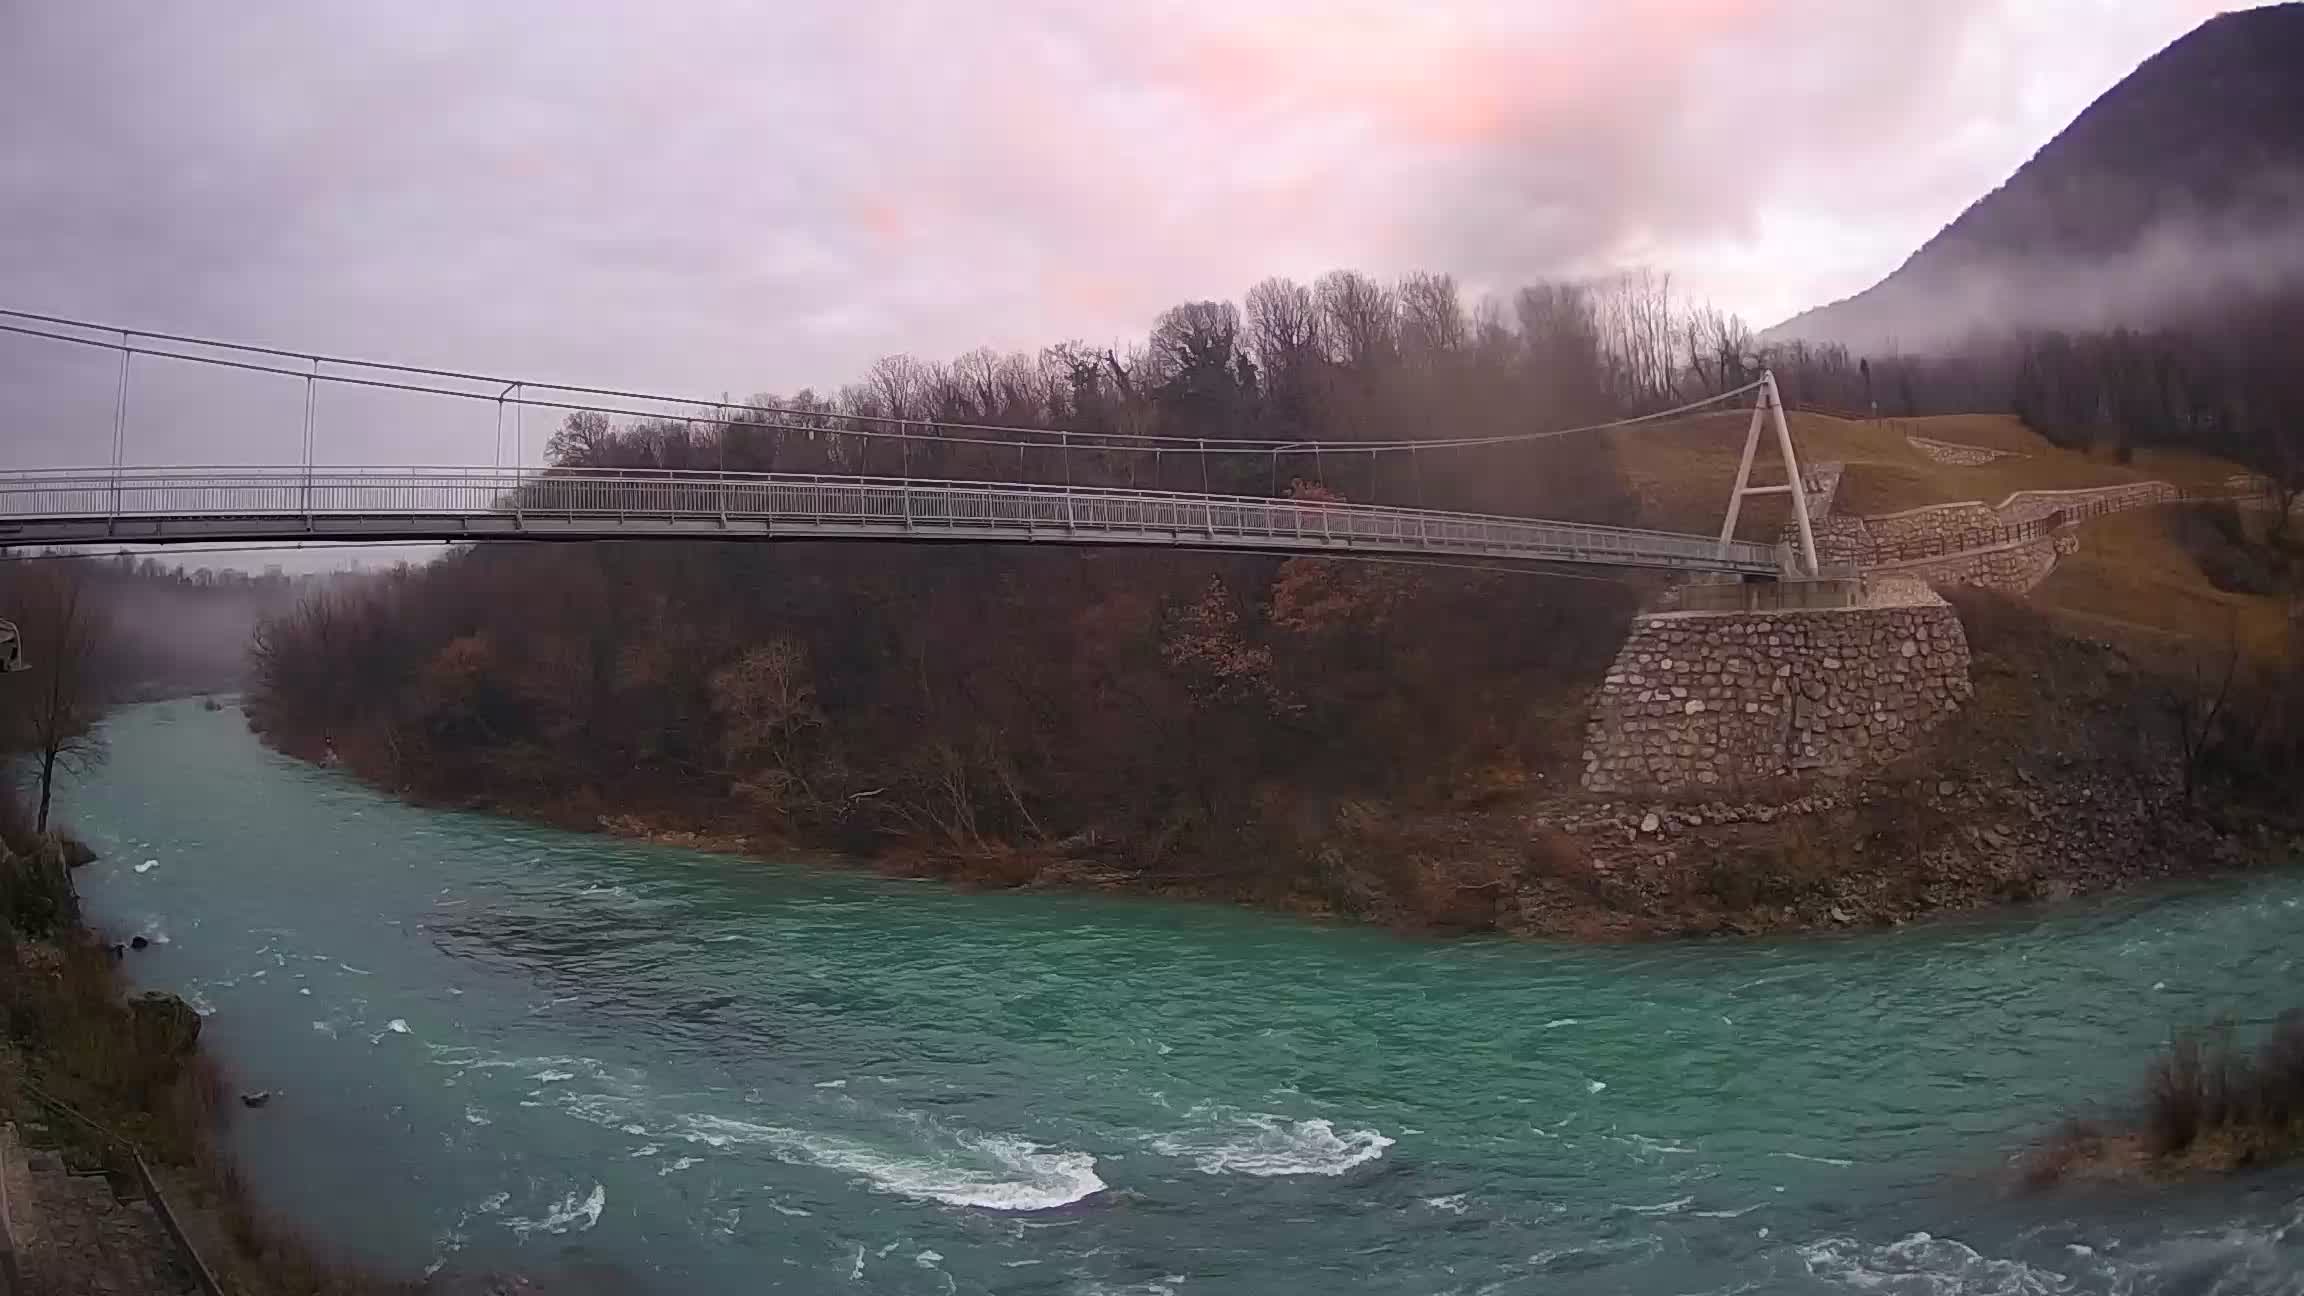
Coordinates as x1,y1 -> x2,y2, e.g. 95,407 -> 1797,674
1871,532 -> 2079,594
1582,596 -> 1973,795
1908,435 -> 2018,466
1801,481 -> 2186,588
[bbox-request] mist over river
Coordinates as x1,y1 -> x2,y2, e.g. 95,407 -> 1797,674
60,701 -> 2304,1293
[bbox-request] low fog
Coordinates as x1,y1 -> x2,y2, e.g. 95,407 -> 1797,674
1771,210 -> 2304,354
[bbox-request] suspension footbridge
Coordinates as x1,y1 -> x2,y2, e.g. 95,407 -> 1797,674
0,311 -> 1812,577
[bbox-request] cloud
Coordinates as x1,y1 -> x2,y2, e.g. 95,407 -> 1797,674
0,0 -> 2230,472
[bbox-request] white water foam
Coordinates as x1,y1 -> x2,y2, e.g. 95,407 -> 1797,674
1150,1112 -> 1393,1177
1771,1150 -> 1855,1167
1610,1133 -> 1695,1156
505,1184 -> 605,1240
671,1112 -> 1105,1210
1422,1193 -> 1471,1214
1527,1237 -> 1662,1272
1796,1232 -> 2073,1295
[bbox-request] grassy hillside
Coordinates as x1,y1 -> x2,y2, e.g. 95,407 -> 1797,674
2034,509 -> 2294,665
1610,409 -> 2248,538
1609,408 -> 2287,659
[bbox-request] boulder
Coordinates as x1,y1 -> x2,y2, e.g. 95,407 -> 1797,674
128,991 -> 202,1057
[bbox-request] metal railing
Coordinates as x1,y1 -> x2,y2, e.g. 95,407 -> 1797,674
0,466 -> 1785,574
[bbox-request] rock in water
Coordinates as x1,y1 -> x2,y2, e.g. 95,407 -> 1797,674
240,1091 -> 272,1109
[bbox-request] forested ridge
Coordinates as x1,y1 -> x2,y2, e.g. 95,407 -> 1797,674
245,254 -> 2304,922
248,268 -> 1731,917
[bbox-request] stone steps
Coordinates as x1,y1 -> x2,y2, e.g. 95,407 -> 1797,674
3,1121 -> 195,1295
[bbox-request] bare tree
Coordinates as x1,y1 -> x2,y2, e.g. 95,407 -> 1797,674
1315,270 -> 1397,375
709,637 -> 823,779
2172,612 -> 2241,804
1244,279 -> 1321,384
1684,305 -> 1756,394
546,410 -> 615,466
1592,268 -> 1681,407
1396,271 -> 1468,363
2,566 -> 113,834
865,354 -> 936,423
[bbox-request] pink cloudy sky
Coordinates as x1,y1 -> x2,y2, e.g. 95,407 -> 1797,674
0,0 -> 2234,466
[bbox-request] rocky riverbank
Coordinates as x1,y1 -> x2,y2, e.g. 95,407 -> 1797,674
420,679 -> 2297,947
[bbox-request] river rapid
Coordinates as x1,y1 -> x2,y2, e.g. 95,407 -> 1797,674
58,700 -> 2304,1293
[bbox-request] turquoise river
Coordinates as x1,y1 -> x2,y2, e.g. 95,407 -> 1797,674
58,701 -> 2304,1293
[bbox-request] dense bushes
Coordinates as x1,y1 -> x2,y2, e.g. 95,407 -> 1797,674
249,539 -> 1639,905
2143,1016 -> 2304,1159
2171,501 -> 2297,596
2025,1014 -> 2304,1186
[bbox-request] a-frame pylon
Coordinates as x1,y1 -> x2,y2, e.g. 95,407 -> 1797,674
1716,370 -> 1819,577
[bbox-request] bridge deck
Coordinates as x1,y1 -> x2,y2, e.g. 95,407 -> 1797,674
0,467 -> 1782,574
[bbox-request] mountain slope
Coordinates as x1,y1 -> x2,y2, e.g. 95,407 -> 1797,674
1771,3 -> 2304,352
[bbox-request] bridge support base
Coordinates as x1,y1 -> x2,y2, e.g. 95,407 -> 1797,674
1581,589 -> 1973,795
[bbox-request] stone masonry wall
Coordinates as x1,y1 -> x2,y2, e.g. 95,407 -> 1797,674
1805,481 -> 2184,578
1995,481 -> 2178,527
1873,532 -> 2079,594
1810,503 -> 2002,566
1801,461 -> 1844,520
1582,595 -> 1974,795
1907,435 -> 2018,466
